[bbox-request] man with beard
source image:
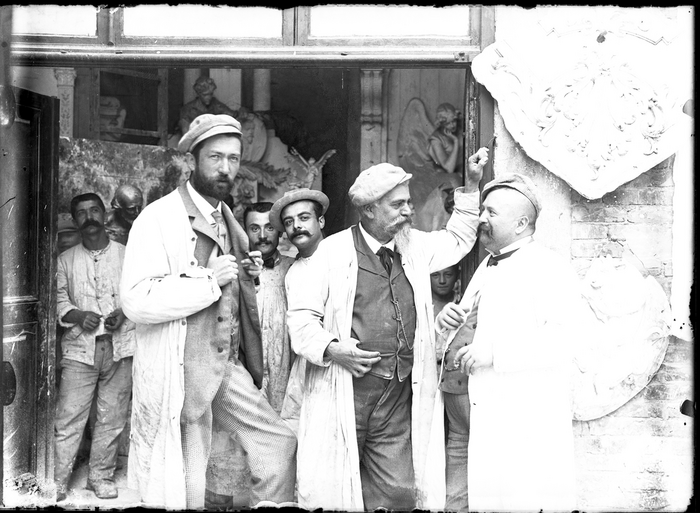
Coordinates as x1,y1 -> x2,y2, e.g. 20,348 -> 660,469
436,174 -> 579,512
120,114 -> 297,510
286,148 -> 489,511
54,193 -> 135,502
105,184 -> 144,245
204,201 -> 297,510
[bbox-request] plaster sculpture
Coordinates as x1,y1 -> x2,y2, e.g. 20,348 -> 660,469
571,247 -> 672,420
397,98 -> 463,232
471,7 -> 691,199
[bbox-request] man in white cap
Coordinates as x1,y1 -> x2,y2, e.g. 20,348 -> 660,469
436,173 -> 580,512
120,113 -> 297,510
286,148 -> 489,511
269,187 -> 330,259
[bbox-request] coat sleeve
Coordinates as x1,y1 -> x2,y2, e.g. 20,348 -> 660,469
56,252 -> 80,327
120,205 -> 222,325
285,250 -> 337,367
415,188 -> 480,274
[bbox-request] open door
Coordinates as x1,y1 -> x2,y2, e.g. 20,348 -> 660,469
0,86 -> 59,496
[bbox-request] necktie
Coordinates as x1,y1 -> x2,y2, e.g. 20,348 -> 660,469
211,210 -> 230,253
376,246 -> 394,275
487,247 -> 519,266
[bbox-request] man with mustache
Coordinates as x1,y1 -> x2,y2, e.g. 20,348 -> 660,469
436,174 -> 579,512
54,193 -> 135,502
286,148 -> 489,511
270,187 -> 329,260
204,201 -> 297,510
120,114 -> 297,510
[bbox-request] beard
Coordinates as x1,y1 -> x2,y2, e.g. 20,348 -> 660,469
393,221 -> 413,257
191,171 -> 234,202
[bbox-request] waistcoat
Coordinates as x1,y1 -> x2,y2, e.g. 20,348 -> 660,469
350,225 -> 416,382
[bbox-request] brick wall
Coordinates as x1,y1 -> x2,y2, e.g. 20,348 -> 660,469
570,156 -> 675,295
568,156 -> 693,511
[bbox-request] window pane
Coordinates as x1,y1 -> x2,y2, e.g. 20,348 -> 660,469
12,5 -> 98,37
123,6 -> 282,38
309,6 -> 471,38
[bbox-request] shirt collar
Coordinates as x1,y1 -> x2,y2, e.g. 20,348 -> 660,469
358,221 -> 395,254
487,235 -> 534,257
187,180 -> 221,225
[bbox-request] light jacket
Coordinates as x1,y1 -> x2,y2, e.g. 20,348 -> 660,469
441,240 -> 580,512
285,187 -> 479,511
120,184 -> 259,509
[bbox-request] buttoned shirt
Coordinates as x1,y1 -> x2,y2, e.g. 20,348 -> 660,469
57,240 -> 134,365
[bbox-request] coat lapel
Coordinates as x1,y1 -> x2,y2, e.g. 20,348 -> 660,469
352,225 -> 386,277
177,183 -> 226,254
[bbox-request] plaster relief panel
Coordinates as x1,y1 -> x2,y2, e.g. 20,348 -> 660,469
572,250 -> 672,421
472,7 -> 692,199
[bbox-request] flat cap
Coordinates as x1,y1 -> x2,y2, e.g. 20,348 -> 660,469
178,113 -> 242,154
269,188 -> 330,233
482,173 -> 542,217
348,163 -> 412,207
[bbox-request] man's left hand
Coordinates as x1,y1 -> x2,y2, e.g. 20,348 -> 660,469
104,308 -> 126,331
464,147 -> 489,193
453,342 -> 493,374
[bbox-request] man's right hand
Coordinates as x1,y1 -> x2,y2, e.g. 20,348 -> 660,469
208,254 -> 239,287
436,302 -> 468,332
325,338 -> 382,378
78,311 -> 102,331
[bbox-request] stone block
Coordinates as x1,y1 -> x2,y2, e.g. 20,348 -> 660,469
571,223 -> 609,239
626,205 -> 674,225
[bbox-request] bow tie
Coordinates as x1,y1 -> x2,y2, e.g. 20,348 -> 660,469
263,255 -> 277,269
487,248 -> 519,266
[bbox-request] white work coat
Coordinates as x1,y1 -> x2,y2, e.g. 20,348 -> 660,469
120,188 -> 224,509
443,240 -> 581,512
285,188 -> 479,511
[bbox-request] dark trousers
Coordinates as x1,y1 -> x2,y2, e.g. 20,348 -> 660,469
353,372 -> 416,511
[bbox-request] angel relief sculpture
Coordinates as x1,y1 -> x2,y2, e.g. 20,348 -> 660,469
285,147 -> 337,190
398,98 -> 464,232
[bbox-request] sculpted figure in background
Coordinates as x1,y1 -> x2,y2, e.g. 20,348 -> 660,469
285,147 -> 337,189
428,103 -> 463,174
178,76 -> 238,136
105,184 -> 144,246
397,98 -> 465,232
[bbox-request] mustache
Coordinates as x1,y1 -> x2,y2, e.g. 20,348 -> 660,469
79,219 -> 102,230
255,239 -> 271,246
291,230 -> 311,240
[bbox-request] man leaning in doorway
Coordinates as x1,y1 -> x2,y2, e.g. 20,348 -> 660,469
54,192 -> 134,502
120,113 -> 297,510
286,147 -> 488,511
